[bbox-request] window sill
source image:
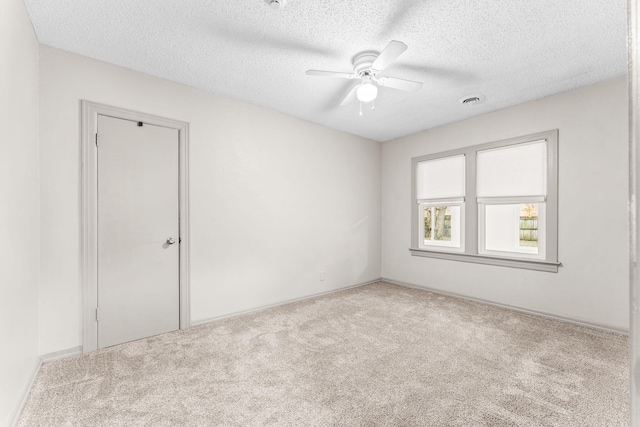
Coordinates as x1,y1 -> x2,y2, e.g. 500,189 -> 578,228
409,248 -> 561,272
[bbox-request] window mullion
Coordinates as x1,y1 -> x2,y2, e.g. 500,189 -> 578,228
465,149 -> 478,255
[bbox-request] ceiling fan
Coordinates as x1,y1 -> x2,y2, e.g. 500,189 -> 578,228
306,41 -> 423,112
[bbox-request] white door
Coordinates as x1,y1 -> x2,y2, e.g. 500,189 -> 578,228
97,114 -> 180,348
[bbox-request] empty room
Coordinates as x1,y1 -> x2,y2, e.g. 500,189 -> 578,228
2,0 -> 637,426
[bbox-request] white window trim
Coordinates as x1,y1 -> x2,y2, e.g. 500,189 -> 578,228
410,130 -> 560,273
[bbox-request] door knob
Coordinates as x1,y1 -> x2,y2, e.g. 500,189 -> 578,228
167,237 -> 176,245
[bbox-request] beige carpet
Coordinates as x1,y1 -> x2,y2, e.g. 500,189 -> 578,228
18,282 -> 628,426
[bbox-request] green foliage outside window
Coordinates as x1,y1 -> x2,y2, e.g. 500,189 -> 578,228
424,206 -> 452,242
519,203 -> 538,247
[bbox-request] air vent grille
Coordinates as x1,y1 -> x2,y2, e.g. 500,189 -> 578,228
460,94 -> 485,105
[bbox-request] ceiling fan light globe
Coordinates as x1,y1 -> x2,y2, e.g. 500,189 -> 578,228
357,83 -> 378,103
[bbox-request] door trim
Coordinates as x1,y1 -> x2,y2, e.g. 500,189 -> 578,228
80,100 -> 190,353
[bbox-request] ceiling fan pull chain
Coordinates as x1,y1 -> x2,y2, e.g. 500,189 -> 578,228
371,99 -> 375,111
359,101 -> 363,116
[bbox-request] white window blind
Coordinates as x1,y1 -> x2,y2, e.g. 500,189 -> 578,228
416,155 -> 465,200
476,140 -> 547,198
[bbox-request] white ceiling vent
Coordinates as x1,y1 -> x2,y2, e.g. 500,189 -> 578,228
23,0 -> 627,141
264,0 -> 287,9
460,95 -> 486,106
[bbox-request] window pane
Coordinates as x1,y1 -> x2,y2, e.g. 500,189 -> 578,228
424,207 -> 432,240
519,203 -> 538,248
434,206 -> 451,241
416,155 -> 465,199
483,203 -> 543,256
476,140 -> 546,197
422,205 -> 461,248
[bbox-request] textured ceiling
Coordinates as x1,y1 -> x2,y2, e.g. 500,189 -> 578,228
24,0 -> 627,142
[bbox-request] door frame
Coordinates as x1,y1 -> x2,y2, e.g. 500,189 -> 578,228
80,100 -> 190,353
631,0 -> 640,424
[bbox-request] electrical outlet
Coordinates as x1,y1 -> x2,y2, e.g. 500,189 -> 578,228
320,271 -> 325,281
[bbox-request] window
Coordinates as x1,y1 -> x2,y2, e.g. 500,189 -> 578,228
410,130 -> 559,272
415,155 -> 465,251
476,140 -> 547,260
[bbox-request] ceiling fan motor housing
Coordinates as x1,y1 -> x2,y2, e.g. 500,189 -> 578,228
353,52 -> 379,76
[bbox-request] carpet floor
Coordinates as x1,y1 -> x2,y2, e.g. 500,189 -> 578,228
18,282 -> 628,426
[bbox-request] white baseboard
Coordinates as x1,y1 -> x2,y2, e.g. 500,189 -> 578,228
382,277 -> 628,336
9,357 -> 41,427
10,277 -> 623,426
40,346 -> 83,363
191,277 -> 627,336
10,346 -> 83,427
191,278 -> 381,327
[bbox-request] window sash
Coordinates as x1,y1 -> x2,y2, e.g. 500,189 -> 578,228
476,196 -> 545,205
477,200 -> 546,260
417,201 -> 465,252
416,197 -> 465,205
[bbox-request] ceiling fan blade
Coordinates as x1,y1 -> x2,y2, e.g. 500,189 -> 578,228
340,84 -> 361,106
376,76 -> 423,92
371,40 -> 408,72
306,70 -> 356,79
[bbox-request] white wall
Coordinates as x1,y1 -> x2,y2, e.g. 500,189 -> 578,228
38,46 -> 381,355
0,0 -> 40,425
382,77 -> 629,331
